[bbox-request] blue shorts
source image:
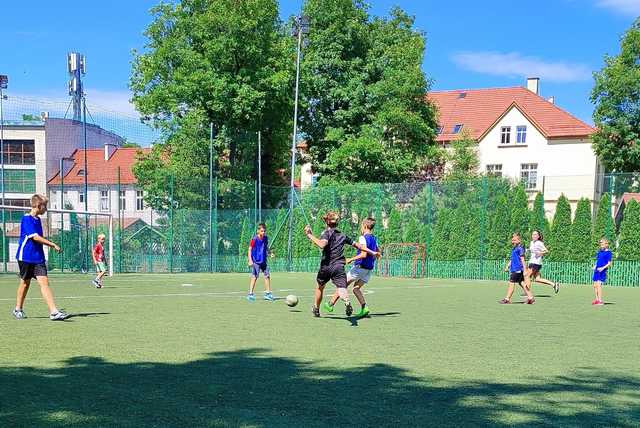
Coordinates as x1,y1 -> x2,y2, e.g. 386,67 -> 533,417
251,262 -> 270,278
592,269 -> 607,283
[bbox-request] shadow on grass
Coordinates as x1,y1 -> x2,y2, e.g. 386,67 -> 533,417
0,350 -> 638,427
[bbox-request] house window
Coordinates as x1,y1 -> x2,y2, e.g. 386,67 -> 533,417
486,164 -> 503,177
452,124 -> 463,134
79,192 -> 84,204
520,163 -> 538,190
2,140 -> 35,165
119,191 -> 126,211
77,169 -> 85,176
516,126 -> 527,144
100,190 -> 110,212
63,191 -> 69,208
500,127 -> 511,144
136,190 -> 144,211
436,126 -> 443,135
457,92 -> 467,99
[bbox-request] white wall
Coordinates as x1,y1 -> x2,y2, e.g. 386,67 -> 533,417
477,106 -> 597,216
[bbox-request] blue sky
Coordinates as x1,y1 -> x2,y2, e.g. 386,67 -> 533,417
0,0 -> 638,137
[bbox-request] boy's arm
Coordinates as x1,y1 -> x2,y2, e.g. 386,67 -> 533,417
504,260 -> 511,272
247,241 -> 254,266
32,235 -> 61,253
304,226 -> 328,249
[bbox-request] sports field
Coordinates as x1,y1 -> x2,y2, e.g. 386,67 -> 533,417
1,273 -> 639,427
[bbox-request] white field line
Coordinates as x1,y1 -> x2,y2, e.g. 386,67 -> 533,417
0,284 -> 452,302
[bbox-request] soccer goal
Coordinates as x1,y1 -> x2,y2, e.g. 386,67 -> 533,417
378,243 -> 426,278
0,205 -> 114,276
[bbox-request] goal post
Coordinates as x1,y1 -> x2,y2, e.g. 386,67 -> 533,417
0,205 -> 114,276
379,243 -> 426,278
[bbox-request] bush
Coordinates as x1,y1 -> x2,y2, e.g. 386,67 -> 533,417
486,195 -> 512,260
548,195 -> 572,261
618,199 -> 640,260
430,208 -> 453,260
510,185 -> 529,237
570,198 -> 593,262
593,193 -> 615,250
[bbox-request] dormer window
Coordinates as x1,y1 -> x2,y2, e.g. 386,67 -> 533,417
77,169 -> 85,176
452,124 -> 463,134
457,92 -> 467,99
436,126 -> 443,135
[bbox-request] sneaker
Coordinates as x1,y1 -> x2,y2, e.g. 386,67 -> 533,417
553,282 -> 560,294
49,310 -> 69,321
311,305 -> 320,318
12,309 -> 26,320
321,302 -> 334,313
345,302 -> 353,317
263,292 -> 274,302
246,293 -> 256,302
526,298 -> 535,305
591,299 -> 599,305
92,279 -> 101,288
355,306 -> 370,318
499,298 -> 511,304
596,300 -> 604,306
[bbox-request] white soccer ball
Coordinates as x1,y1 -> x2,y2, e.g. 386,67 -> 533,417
285,294 -> 299,307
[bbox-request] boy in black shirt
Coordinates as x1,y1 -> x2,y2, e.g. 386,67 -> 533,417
304,211 -> 379,317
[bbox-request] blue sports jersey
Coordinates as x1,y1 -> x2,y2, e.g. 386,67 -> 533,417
510,245 -> 525,273
250,235 -> 268,264
354,234 -> 378,270
595,249 -> 612,271
16,214 -> 46,264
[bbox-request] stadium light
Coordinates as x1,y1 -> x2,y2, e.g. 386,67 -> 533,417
287,15 -> 310,270
0,74 -> 7,273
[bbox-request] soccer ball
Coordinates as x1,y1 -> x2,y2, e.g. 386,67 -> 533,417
285,294 -> 299,307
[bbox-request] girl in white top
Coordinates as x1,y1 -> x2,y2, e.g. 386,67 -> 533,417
525,230 -> 560,294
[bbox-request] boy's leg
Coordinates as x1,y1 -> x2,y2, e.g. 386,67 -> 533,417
593,281 -> 602,302
503,282 -> 516,301
263,266 -> 272,293
35,275 -> 59,314
352,281 -> 366,307
521,282 -> 534,301
15,278 -> 31,310
523,268 -> 532,291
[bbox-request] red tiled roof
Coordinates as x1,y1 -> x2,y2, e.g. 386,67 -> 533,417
427,87 -> 595,143
48,148 -> 150,186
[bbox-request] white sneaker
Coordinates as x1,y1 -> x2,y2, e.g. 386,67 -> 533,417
50,310 -> 69,321
12,309 -> 26,320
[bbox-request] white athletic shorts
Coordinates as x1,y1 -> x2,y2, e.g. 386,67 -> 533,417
347,265 -> 372,284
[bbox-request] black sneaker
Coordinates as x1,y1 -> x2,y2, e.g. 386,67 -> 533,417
345,302 -> 353,317
553,282 -> 560,294
311,306 -> 320,318
12,309 -> 26,320
50,310 -> 69,321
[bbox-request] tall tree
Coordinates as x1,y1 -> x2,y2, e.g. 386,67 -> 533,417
430,208 -> 453,260
529,192 -> 547,235
486,195 -> 512,261
445,133 -> 479,183
591,18 -> 640,172
618,199 -> 640,260
130,0 -> 293,209
570,198 -> 593,262
548,195 -> 572,261
593,193 -> 615,250
301,1 -> 439,182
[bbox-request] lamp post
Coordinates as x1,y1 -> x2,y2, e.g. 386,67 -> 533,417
0,74 -> 8,273
287,15 -> 309,271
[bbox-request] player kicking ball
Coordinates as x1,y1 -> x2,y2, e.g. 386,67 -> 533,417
304,211 -> 379,318
323,217 -> 380,318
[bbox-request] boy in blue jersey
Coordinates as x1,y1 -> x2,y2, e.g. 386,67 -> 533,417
324,217 -> 379,318
12,194 -> 68,321
247,223 -> 273,301
592,238 -> 613,306
499,233 -> 535,304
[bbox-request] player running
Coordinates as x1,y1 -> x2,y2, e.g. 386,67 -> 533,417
92,234 -> 107,288
304,211 -> 379,318
524,230 -> 559,294
499,232 -> 535,305
323,217 -> 379,318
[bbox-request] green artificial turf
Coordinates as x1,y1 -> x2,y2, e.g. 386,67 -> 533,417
0,273 -> 638,427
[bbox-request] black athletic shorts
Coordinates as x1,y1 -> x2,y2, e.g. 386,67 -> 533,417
528,263 -> 542,274
316,263 -> 347,288
510,271 -> 524,284
18,261 -> 48,280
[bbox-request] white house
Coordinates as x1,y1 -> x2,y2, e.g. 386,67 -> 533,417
47,146 -> 156,225
427,78 -> 598,215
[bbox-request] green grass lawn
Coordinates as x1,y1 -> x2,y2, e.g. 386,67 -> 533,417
0,272 -> 639,427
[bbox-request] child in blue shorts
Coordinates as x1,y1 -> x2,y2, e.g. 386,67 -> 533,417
247,223 -> 273,302
592,238 -> 613,306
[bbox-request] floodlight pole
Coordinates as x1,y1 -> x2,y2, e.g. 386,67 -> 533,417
258,130 -> 262,223
0,75 -> 7,273
288,16 -> 307,271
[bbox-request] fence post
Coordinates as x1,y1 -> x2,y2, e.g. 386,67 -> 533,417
213,175 -> 218,272
479,176 -> 489,279
209,122 -> 214,273
117,166 -> 122,273
60,160 -> 64,273
169,174 -> 174,273
425,182 -> 433,278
